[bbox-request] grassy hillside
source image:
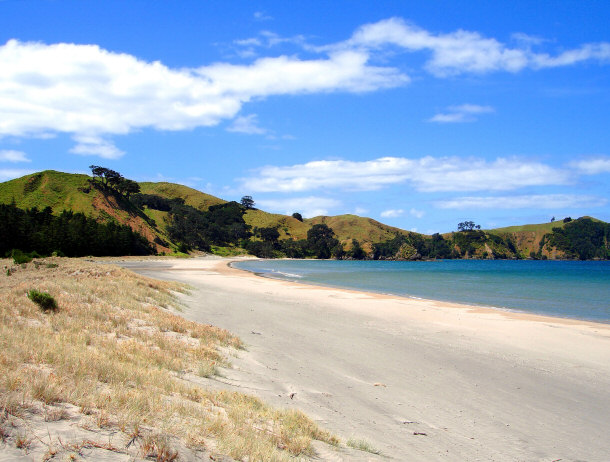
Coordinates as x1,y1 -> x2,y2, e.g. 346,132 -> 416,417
488,220 -> 569,259
244,209 -> 310,240
139,182 -> 226,210
308,215 -> 410,251
2,170 -> 607,260
0,170 -> 97,215
0,171 -> 172,253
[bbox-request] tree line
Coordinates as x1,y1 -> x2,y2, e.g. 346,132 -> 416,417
0,203 -> 153,258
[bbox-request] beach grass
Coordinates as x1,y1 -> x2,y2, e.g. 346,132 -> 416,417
347,437 -> 381,455
0,257 -> 337,460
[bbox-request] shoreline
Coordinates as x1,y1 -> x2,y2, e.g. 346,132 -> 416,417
120,256 -> 610,461
226,259 -> 610,330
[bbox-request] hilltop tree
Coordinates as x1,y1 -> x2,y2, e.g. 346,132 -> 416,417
458,221 -> 481,232
89,165 -> 122,189
240,195 -> 255,210
292,212 -> 303,222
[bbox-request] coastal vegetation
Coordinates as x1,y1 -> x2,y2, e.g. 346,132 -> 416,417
0,169 -> 608,261
0,258 -> 338,460
0,202 -> 153,257
542,217 -> 610,260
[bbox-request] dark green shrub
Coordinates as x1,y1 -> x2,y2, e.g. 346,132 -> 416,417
27,290 -> 58,312
11,249 -> 32,265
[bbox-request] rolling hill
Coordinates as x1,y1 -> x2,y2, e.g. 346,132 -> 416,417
1,170 -> 608,259
0,171 -> 172,253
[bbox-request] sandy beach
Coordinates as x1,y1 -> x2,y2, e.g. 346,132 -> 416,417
121,257 -> 610,461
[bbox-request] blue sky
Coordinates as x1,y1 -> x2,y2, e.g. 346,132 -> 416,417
1,1 -> 609,233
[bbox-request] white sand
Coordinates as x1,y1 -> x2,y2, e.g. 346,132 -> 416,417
122,257 -> 610,461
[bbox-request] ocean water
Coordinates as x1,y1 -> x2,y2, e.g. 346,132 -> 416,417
232,259 -> 610,323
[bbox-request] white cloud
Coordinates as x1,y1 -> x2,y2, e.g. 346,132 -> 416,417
241,156 -> 570,193
0,39 -> 407,155
235,31 -> 306,51
69,134 -> 124,159
0,149 -> 30,162
253,11 -> 273,21
570,156 -> 610,175
337,17 -> 610,77
381,207 -> 423,219
354,207 -> 368,215
381,208 -> 403,218
429,104 -> 494,123
256,196 -> 341,218
532,43 -> 610,68
0,168 -> 35,181
511,33 -> 547,46
227,114 -> 267,135
1,19 -> 607,158
436,194 -> 607,210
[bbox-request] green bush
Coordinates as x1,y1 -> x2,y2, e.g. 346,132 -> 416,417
10,249 -> 32,265
27,290 -> 58,312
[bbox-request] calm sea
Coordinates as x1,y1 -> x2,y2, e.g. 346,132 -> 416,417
232,259 -> 610,323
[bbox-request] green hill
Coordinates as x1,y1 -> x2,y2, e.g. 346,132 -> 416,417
487,220 -> 569,259
139,182 -> 226,210
1,170 -> 608,260
0,170 -> 97,215
0,170 -> 172,253
307,215 -> 410,252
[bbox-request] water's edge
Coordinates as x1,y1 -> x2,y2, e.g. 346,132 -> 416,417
232,260 -> 610,324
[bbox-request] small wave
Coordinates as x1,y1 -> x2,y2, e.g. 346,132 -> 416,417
272,270 -> 303,279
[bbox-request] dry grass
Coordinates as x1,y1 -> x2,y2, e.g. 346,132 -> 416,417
0,257 -> 337,460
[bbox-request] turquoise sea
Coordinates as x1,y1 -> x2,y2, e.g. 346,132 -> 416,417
233,260 -> 610,323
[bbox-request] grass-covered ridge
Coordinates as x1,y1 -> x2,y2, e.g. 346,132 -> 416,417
0,170 -> 96,215
0,170 -> 173,253
0,258 -> 338,460
139,181 -> 226,211
1,170 -> 608,260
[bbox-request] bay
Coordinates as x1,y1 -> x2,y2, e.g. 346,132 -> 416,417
232,259 -> 610,323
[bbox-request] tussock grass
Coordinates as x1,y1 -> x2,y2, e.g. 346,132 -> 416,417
0,258 -> 337,460
347,437 -> 381,455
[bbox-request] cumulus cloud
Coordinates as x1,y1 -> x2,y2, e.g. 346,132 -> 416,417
436,194 -> 607,209
1,19 -> 607,157
336,17 -> 610,76
381,207 -> 424,219
240,156 -> 570,193
570,156 -> 610,175
429,104 -> 494,123
256,196 -> 341,218
381,209 -> 403,218
0,149 -> 30,162
0,39 -> 407,155
69,135 -> 125,159
227,114 -> 268,135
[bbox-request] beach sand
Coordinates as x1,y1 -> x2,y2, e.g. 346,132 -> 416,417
121,257 -> 610,461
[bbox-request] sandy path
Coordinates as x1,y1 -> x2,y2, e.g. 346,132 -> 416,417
119,257 -> 610,461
